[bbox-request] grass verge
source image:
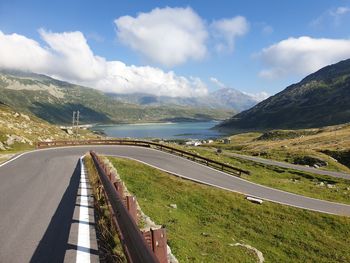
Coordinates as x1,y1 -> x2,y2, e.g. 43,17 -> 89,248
84,155 -> 127,263
109,157 -> 350,263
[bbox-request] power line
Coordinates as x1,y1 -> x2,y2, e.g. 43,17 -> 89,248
72,110 -> 80,139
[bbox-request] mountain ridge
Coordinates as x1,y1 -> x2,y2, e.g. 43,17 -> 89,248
217,58 -> 350,131
108,86 -> 258,112
0,70 -> 234,124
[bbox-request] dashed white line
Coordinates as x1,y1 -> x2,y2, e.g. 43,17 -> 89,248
76,157 -> 91,263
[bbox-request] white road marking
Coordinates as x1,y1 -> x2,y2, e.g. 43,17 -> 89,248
107,154 -> 350,216
0,152 -> 28,168
76,157 -> 91,263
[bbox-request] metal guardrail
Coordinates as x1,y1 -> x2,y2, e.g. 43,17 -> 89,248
90,151 -> 159,263
37,139 -> 250,176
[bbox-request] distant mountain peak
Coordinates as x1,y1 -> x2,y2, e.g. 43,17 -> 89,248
108,86 -> 258,112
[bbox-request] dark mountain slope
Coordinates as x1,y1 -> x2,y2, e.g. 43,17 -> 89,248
217,59 -> 350,131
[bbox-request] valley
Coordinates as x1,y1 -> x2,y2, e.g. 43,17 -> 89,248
2,2 -> 350,263
0,70 -> 234,125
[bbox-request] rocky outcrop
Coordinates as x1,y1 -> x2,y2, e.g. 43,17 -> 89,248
4,134 -> 33,146
0,141 -> 6,151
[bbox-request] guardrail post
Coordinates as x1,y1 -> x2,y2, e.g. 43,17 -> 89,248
90,151 -> 159,263
126,195 -> 138,224
110,171 -> 117,184
114,181 -> 124,197
142,228 -> 167,263
151,228 -> 167,263
142,230 -> 153,250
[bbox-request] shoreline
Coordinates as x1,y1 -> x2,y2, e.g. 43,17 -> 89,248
88,120 -> 226,140
91,119 -> 221,128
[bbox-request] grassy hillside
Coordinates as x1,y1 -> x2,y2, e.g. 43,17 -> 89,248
205,123 -> 350,173
0,70 -> 233,124
109,157 -> 350,263
217,58 -> 350,131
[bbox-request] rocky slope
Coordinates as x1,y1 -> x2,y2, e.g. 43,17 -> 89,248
0,103 -> 98,151
217,58 -> 350,131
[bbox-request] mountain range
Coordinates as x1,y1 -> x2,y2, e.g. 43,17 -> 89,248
108,87 -> 258,111
0,70 -> 238,124
217,58 -> 350,131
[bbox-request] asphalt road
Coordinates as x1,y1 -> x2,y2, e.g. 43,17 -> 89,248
225,151 -> 350,180
0,145 -> 350,262
0,149 -> 99,263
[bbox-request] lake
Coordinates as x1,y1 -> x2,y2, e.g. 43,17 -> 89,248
91,121 -> 226,140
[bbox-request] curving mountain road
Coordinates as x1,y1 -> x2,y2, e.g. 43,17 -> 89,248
224,151 -> 350,180
0,145 -> 350,262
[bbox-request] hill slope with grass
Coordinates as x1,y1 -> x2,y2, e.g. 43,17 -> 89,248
203,123 -> 350,173
107,157 -> 350,263
217,58 -> 350,131
0,70 -> 233,125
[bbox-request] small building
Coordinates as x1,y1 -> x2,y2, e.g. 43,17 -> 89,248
185,140 -> 202,146
194,141 -> 202,147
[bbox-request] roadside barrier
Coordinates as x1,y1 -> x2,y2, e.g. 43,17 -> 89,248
37,139 -> 250,176
90,151 -> 167,263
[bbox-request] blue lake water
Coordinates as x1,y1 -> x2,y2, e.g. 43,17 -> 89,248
91,121 -> 226,140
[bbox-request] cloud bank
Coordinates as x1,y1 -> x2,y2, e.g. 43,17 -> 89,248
258,36 -> 350,79
0,30 -> 208,98
115,7 -> 249,65
115,7 -> 208,67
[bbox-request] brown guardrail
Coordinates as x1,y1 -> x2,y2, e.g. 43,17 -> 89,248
37,139 -> 250,176
90,151 -> 160,263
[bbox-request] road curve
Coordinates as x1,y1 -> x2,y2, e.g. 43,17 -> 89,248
225,151 -> 350,180
0,145 -> 350,262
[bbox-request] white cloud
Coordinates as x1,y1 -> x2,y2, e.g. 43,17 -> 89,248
210,16 -> 249,53
91,61 -> 208,97
257,36 -> 350,79
0,31 -> 51,72
311,6 -> 350,27
0,30 -> 208,98
39,29 -> 107,82
114,7 -> 208,67
209,77 -> 226,88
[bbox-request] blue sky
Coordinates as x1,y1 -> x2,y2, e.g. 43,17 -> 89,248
1,0 -> 350,98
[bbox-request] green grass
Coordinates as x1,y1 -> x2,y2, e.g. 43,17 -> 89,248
108,157 -> 350,263
182,147 -> 350,205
